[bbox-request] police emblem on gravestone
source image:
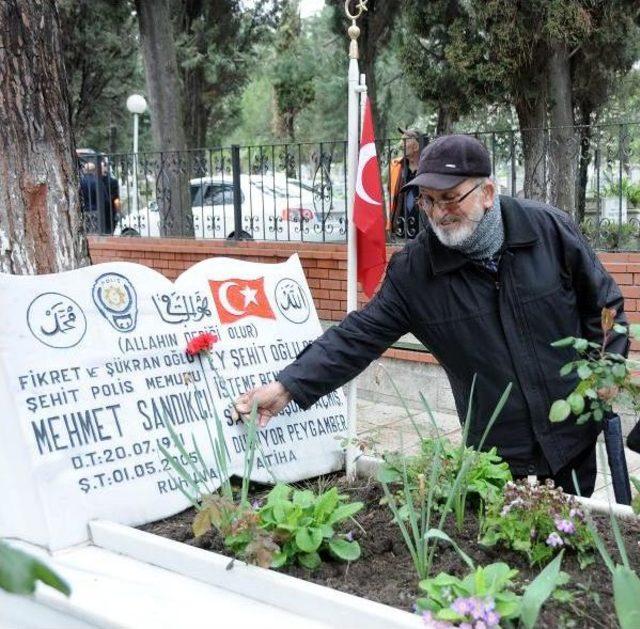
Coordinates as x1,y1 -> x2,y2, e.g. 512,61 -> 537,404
92,272 -> 138,332
274,278 -> 310,324
26,292 -> 87,348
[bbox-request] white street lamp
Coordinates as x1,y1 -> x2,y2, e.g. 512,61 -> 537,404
126,94 -> 147,215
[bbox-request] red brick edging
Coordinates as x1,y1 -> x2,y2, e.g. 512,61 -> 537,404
88,236 -> 640,355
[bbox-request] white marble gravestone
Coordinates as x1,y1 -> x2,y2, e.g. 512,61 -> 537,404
0,255 -> 346,550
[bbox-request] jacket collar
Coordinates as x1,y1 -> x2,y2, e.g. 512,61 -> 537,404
425,195 -> 539,276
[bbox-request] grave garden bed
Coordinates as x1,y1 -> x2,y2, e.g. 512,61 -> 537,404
142,471 -> 640,628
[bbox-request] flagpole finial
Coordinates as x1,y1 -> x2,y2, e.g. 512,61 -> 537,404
345,0 -> 367,59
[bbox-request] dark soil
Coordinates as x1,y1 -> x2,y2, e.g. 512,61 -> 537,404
141,476 -> 640,628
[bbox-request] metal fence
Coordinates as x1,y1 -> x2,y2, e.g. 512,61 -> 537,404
80,121 -> 640,250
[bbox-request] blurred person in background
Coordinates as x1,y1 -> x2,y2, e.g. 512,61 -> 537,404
388,127 -> 424,240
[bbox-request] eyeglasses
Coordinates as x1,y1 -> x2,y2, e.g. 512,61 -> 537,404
417,181 -> 483,213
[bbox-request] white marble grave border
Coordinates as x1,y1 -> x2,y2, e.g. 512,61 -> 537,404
3,456 -> 636,629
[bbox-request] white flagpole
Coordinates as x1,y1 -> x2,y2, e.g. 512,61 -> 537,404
345,9 -> 363,481
359,74 -> 367,132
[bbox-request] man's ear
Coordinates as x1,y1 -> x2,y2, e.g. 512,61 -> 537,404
481,179 -> 496,210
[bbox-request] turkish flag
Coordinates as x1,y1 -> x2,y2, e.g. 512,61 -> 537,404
209,277 -> 276,324
354,97 -> 386,297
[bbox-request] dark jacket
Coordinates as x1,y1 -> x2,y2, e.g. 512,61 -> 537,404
278,196 -> 629,475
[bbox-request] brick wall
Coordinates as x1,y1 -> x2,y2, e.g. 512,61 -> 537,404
88,237 -> 640,356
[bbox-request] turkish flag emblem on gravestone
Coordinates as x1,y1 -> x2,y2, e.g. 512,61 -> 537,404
209,277 -> 276,324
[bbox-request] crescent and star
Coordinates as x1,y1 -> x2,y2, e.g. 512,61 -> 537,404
218,281 -> 258,315
355,142 -> 381,206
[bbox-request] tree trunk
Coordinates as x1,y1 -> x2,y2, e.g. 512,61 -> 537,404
135,0 -> 193,238
360,53 -> 382,138
515,95 -> 547,201
184,68 -> 210,150
547,43 -> 577,214
436,106 -> 456,135
180,0 -> 209,150
575,107 -> 593,224
0,0 -> 90,274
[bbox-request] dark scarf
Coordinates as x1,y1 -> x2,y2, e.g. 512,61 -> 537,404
448,193 -> 504,261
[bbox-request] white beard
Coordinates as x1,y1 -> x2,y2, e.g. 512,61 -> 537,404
429,220 -> 478,247
427,202 -> 485,247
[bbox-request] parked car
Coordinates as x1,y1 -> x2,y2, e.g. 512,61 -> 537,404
115,174 -> 346,242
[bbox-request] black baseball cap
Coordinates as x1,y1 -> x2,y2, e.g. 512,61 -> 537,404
403,134 -> 491,190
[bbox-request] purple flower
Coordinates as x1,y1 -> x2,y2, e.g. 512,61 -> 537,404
569,508 -> 584,520
345,530 -> 354,542
251,499 -> 262,510
435,596 -> 500,628
555,518 -> 575,534
469,598 -> 486,620
421,611 -> 453,628
451,598 -> 473,616
546,532 -> 564,547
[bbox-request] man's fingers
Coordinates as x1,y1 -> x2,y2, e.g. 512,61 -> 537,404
258,411 -> 272,428
232,393 -> 251,420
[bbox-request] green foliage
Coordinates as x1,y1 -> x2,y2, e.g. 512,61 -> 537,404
270,0 -> 316,141
631,477 -> 640,515
416,563 -> 521,623
376,376 -> 512,581
572,466 -> 640,629
58,0 -> 143,151
174,0 -> 279,147
0,541 -> 70,597
602,177 -> 640,207
481,479 -> 594,567
579,219 -> 640,252
401,2 -> 503,132
159,385 -> 282,568
519,551 -> 566,629
613,566 -> 640,629
400,0 -> 640,187
380,375 -> 512,533
415,555 -> 567,628
193,493 -> 279,568
381,436 -> 512,528
378,439 -> 475,581
258,484 -> 363,569
550,310 -> 640,425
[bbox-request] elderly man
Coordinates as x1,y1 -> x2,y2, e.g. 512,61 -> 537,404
234,134 -> 629,496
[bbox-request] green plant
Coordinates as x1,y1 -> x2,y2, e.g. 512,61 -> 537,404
163,391 -> 364,573
159,333 -> 282,568
601,176 -> 640,207
549,308 -> 640,425
257,484 -> 363,569
416,562 -> 521,625
382,435 -> 512,530
378,378 -> 513,580
572,468 -> 640,629
632,477 -> 640,515
415,554 -> 567,629
481,479 -> 594,567
161,399 -> 281,568
0,541 -> 70,597
579,220 -> 639,251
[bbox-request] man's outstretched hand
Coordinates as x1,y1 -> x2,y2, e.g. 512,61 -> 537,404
232,381 -> 293,428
